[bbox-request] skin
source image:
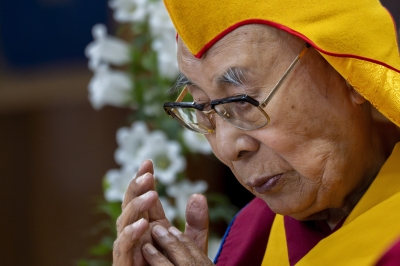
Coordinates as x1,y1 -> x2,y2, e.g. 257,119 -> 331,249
112,160 -> 211,265
113,25 -> 400,265
178,25 -> 386,224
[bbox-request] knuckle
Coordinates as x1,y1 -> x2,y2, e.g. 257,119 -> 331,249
172,232 -> 193,248
116,217 -> 122,232
112,227 -> 135,254
163,235 -> 177,246
193,254 -> 210,265
121,225 -> 131,238
178,234 -> 191,244
184,254 -> 200,266
113,240 -> 122,257
187,261 -> 197,266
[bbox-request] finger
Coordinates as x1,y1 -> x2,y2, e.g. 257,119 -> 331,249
150,225 -> 194,265
135,160 -> 154,179
113,218 -> 148,266
142,243 -> 173,266
117,191 -> 158,236
122,172 -> 155,223
124,172 -> 155,209
122,160 -> 155,210
148,199 -> 172,228
169,226 -> 213,265
184,194 -> 209,253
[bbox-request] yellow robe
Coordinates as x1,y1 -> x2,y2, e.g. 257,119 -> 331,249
263,143 -> 400,265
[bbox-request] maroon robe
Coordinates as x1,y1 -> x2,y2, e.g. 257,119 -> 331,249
214,198 -> 400,266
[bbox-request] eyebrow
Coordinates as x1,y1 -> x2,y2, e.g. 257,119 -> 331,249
171,72 -> 192,92
217,67 -> 247,86
171,67 -> 248,93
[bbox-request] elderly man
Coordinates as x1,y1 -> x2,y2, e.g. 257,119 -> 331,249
112,0 -> 400,265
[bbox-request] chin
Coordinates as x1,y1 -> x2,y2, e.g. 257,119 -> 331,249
257,195 -> 315,221
289,209 -> 331,221
261,196 -> 325,221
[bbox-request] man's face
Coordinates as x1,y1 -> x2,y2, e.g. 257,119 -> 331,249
177,25 -> 379,220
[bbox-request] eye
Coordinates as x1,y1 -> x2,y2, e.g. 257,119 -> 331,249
232,101 -> 253,112
186,87 -> 210,103
236,101 -> 249,106
200,102 -> 212,111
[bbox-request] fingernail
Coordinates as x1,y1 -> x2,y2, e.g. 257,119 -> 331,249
154,225 -> 168,237
144,243 -> 157,255
168,227 -> 182,237
135,174 -> 145,184
139,191 -> 152,200
132,218 -> 144,229
136,173 -> 152,184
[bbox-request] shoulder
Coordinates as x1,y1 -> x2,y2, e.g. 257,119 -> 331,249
214,197 -> 275,266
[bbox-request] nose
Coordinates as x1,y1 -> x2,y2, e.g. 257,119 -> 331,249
213,115 -> 260,162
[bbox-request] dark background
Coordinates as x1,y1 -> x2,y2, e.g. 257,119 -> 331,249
0,0 -> 398,265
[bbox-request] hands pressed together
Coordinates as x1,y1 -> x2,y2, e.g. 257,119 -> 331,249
113,160 -> 215,266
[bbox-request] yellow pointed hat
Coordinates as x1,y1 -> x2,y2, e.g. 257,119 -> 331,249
163,0 -> 400,127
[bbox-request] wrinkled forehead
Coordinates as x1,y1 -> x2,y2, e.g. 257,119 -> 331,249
177,24 -> 298,65
175,24 -> 311,93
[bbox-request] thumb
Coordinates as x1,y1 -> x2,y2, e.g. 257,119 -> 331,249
184,194 -> 209,254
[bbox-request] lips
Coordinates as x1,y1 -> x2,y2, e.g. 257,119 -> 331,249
250,174 -> 283,194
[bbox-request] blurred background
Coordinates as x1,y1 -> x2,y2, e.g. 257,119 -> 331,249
0,1 -> 398,265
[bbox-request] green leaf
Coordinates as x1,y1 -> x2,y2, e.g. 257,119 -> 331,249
90,244 -> 110,256
141,50 -> 158,72
76,259 -> 111,266
206,193 -> 239,224
89,235 -> 114,256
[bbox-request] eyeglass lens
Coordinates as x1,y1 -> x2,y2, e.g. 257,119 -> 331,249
167,97 -> 270,133
214,102 -> 269,130
169,107 -> 214,133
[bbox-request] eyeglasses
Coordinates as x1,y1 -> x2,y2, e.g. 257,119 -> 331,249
163,43 -> 311,134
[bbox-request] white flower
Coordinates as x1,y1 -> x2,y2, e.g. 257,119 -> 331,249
183,130 -> 213,155
152,35 -> 179,79
88,64 -> 133,109
148,1 -> 179,79
159,196 -> 177,222
138,131 -> 186,184
104,165 -> 138,202
147,1 -> 175,37
166,180 -> 208,220
143,103 -> 161,116
114,123 -> 186,184
115,121 -> 149,167
85,24 -> 131,71
208,237 -> 222,261
143,89 -> 162,116
109,0 -> 150,23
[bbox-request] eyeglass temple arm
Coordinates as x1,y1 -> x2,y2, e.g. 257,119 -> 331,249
175,86 -> 188,102
260,43 -> 311,108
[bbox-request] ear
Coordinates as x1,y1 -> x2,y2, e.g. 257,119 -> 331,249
347,82 -> 366,105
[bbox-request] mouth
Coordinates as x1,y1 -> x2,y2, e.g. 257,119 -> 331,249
249,174 -> 283,194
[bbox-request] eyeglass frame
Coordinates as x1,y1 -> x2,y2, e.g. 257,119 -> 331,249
163,43 -> 311,134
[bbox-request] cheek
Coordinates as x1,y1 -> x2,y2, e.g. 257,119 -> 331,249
256,128 -> 330,179
262,89 -> 343,177
255,128 -> 351,216
281,137 -> 335,178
